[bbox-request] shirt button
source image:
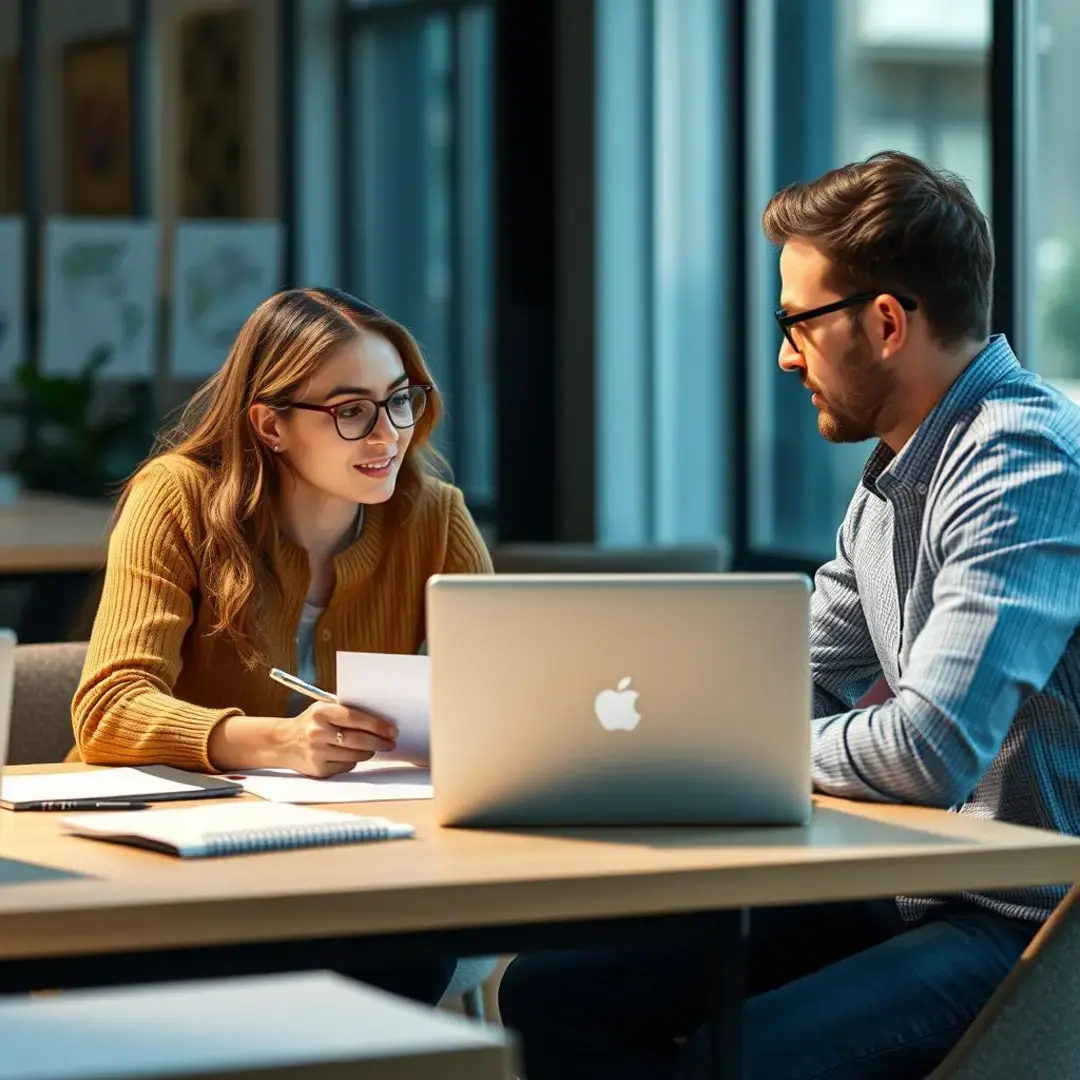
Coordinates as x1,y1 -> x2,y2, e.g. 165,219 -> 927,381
320,629 -> 332,644
915,482 -> 928,495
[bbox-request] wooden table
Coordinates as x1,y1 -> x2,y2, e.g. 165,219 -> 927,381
1,765 -> 1078,1079
0,494 -> 112,574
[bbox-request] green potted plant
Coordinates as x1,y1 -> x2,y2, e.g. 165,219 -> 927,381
2,345 -> 153,500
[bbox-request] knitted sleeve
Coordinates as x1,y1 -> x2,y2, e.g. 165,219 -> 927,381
72,462 -> 241,770
442,486 -> 494,575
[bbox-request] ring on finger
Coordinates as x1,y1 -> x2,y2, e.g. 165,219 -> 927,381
335,729 -> 345,746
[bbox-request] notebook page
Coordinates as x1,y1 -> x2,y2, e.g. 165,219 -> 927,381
60,802 -> 413,857
1,768 -> 206,805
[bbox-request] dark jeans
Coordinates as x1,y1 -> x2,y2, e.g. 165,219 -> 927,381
339,957 -> 457,1006
499,899 -> 1037,1080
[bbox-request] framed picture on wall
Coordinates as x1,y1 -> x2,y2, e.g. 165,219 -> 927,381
169,219 -> 283,377
41,217 -> 158,378
179,7 -> 250,217
62,36 -> 133,215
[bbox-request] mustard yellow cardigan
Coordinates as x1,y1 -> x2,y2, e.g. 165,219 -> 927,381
72,454 -> 492,771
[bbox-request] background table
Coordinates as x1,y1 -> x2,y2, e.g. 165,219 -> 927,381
0,494 -> 113,642
0,970 -> 514,1080
0,495 -> 113,574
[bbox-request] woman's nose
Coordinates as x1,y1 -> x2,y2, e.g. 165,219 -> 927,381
369,405 -> 400,443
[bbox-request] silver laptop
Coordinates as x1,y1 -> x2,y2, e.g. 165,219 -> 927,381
0,628 -> 17,781
426,574 -> 812,827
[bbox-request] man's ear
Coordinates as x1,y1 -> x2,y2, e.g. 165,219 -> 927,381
249,402 -> 285,452
874,294 -> 910,359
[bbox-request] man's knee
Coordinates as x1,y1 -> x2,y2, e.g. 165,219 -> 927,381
498,953 -> 562,1032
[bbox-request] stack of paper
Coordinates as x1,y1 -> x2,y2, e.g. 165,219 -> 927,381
232,652 -> 435,804
232,762 -> 432,805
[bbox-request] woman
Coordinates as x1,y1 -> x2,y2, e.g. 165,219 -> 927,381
72,286 -> 492,1003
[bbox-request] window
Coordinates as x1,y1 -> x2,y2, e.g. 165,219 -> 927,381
595,0 -> 729,547
1031,0 -> 1080,406
747,0 -> 991,561
344,0 -> 495,510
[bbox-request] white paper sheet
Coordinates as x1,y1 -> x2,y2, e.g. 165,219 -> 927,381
233,762 -> 432,804
335,652 -> 431,765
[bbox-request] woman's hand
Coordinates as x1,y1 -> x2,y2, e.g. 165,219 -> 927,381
207,707 -> 398,775
278,702 -> 399,777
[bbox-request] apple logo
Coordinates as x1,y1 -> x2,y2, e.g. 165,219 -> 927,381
594,676 -> 641,732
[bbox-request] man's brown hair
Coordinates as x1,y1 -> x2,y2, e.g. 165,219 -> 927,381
762,150 -> 994,347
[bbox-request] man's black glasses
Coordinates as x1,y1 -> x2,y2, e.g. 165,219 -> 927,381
774,292 -> 917,353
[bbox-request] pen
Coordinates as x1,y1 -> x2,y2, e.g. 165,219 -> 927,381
268,667 -> 339,704
18,801 -> 152,812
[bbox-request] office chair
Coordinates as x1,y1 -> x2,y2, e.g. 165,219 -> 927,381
491,540 -> 731,575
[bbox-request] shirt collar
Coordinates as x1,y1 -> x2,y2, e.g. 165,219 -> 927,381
860,334 -> 1023,499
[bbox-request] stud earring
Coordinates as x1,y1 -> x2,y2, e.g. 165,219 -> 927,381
273,444 -> 281,453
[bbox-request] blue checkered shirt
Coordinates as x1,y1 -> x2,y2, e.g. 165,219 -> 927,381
811,335 -> 1080,923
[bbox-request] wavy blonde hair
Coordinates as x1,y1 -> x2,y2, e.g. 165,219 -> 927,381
119,287 -> 445,667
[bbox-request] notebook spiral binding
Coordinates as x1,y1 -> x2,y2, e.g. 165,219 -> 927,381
203,820 -> 392,857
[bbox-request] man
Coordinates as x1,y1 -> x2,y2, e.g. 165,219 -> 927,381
497,151 -> 1080,1078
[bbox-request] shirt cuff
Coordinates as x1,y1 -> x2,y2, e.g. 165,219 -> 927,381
811,711 -> 885,800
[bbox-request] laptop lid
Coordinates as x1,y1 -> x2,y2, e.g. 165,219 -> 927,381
427,573 -> 812,827
0,629 -> 17,780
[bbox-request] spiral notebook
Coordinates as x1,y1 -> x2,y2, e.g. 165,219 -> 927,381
59,802 -> 416,859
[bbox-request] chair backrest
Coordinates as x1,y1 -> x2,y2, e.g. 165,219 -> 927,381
926,883 -> 1080,1079
8,642 -> 88,765
490,541 -> 731,576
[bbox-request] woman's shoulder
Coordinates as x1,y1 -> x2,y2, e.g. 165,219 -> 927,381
397,474 -> 490,564
121,454 -> 210,537
128,452 -> 208,498
382,473 -> 473,547
408,473 -> 468,522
